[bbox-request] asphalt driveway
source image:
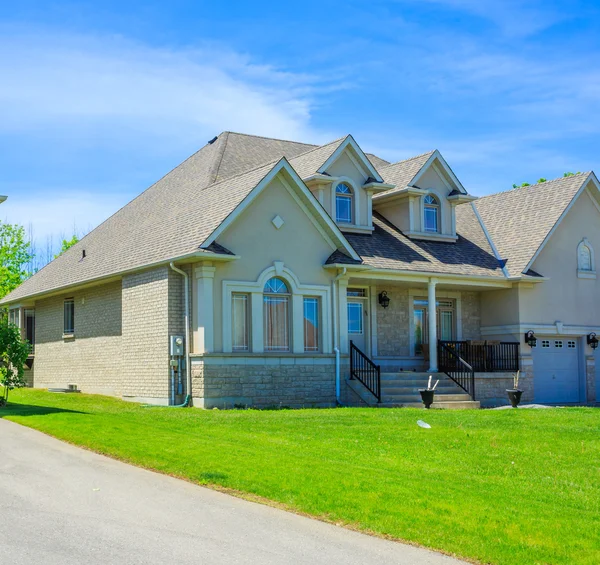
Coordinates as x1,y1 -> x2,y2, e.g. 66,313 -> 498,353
0,419 -> 466,564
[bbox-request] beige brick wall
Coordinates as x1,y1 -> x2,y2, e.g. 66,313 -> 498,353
376,287 -> 410,356
122,267 -> 171,400
33,281 -> 123,395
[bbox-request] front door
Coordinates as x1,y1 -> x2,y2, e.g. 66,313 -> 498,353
413,298 -> 455,355
348,288 -> 369,354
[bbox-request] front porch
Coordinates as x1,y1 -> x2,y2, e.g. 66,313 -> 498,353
340,275 -> 523,407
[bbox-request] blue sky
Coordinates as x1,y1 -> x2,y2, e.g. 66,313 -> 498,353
1,0 -> 599,250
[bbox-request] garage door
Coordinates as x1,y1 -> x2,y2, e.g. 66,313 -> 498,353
533,338 -> 581,404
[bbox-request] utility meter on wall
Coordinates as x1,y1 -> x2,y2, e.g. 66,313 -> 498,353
170,336 -> 184,356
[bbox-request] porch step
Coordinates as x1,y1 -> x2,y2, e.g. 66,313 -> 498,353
350,371 -> 479,409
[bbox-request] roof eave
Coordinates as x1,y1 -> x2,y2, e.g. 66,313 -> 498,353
0,250 -> 239,306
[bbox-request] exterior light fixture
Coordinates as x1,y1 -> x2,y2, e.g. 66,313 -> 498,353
378,291 -> 390,309
587,333 -> 599,350
524,330 -> 537,347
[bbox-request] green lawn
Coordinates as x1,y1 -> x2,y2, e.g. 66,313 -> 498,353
2,389 -> 599,565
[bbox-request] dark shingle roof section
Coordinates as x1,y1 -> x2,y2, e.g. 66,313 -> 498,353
474,173 -> 592,277
325,249 -> 362,265
344,208 -> 504,277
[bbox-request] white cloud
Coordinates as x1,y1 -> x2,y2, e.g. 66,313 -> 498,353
0,29 -> 331,144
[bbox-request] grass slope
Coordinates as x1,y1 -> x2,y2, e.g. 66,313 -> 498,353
3,389 -> 599,565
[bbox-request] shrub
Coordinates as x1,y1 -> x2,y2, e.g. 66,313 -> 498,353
0,317 -> 30,406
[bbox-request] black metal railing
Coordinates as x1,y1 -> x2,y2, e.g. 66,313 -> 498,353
438,340 -> 519,373
350,340 -> 381,402
438,341 -> 476,399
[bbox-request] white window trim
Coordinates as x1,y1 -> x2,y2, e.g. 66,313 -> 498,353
577,238 -> 596,279
222,263 -> 331,354
408,289 -> 462,357
332,177 -> 360,229
419,189 -> 445,235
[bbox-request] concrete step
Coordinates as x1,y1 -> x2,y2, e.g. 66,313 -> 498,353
431,400 -> 480,409
378,400 -> 480,409
381,385 -> 461,394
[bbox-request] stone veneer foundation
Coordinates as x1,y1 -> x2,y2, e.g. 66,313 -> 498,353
191,355 -> 337,409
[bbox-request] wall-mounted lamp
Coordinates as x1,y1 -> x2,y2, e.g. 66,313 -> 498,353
524,330 -> 537,347
587,333 -> 599,350
378,291 -> 390,309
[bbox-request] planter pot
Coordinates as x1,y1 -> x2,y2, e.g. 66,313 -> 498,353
506,389 -> 523,408
419,389 -> 435,409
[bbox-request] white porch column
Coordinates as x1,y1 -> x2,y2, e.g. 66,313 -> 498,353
195,264 -> 216,354
338,279 -> 349,354
428,278 -> 438,372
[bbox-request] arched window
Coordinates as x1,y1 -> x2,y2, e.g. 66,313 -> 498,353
423,194 -> 440,233
577,239 -> 595,276
579,244 -> 592,271
335,183 -> 353,224
263,277 -> 290,351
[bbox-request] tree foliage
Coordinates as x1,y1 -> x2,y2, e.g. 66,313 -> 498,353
0,223 -> 33,299
54,235 -> 80,259
513,173 -> 581,189
0,318 -> 30,406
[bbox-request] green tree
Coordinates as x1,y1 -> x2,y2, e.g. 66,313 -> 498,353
0,317 -> 30,406
54,234 -> 79,259
563,172 -> 581,177
0,223 -> 33,299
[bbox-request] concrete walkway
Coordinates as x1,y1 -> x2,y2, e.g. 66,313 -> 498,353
0,419 -> 467,565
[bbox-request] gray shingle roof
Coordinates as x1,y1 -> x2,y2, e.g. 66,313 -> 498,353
474,173 -> 592,277
344,207 -> 504,278
374,151 -> 435,198
2,134 -> 344,304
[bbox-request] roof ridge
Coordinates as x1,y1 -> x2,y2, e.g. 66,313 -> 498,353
223,130 -> 318,147
477,171 -> 592,201
210,131 -> 230,183
201,136 -> 348,191
379,150 -> 436,170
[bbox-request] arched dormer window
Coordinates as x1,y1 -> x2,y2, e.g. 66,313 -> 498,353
263,277 -> 290,351
577,239 -> 595,278
335,183 -> 353,224
423,194 -> 440,233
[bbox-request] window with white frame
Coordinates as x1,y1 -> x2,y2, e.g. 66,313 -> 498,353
8,308 -> 19,326
423,194 -> 440,233
24,309 -> 35,354
232,293 -> 250,351
335,183 -> 353,224
568,340 -> 576,349
64,299 -> 75,335
554,340 -> 563,348
303,298 -> 320,352
263,277 -> 290,352
542,340 -> 550,348
577,239 -> 595,275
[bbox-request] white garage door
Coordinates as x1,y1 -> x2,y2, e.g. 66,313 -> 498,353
533,338 -> 581,404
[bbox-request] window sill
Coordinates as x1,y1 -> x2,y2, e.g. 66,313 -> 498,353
404,231 -> 458,243
63,333 -> 76,340
577,270 -> 596,279
338,224 -> 374,234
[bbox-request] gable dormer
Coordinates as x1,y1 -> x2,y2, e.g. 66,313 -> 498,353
303,135 -> 392,233
373,150 -> 475,243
